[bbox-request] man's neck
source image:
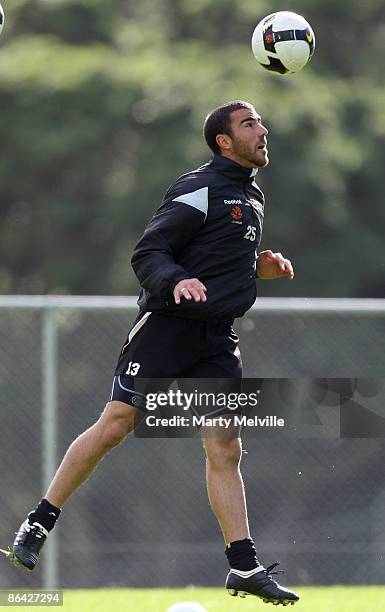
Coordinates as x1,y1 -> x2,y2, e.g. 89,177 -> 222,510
219,151 -> 256,170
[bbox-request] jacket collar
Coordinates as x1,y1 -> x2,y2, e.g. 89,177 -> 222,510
211,154 -> 258,181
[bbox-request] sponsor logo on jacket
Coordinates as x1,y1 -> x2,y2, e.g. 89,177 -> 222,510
224,199 -> 242,205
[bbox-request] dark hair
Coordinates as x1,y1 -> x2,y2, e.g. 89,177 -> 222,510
203,100 -> 255,155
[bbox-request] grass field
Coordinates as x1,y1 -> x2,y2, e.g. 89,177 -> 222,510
24,586 -> 385,611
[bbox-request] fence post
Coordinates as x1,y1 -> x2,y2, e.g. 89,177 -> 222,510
41,307 -> 59,589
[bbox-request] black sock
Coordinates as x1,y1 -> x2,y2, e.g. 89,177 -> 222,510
27,498 -> 61,532
225,538 -> 260,571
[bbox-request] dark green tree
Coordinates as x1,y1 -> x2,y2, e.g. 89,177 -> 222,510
0,0 -> 384,296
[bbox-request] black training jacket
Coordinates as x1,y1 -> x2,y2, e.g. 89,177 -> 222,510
131,154 -> 265,322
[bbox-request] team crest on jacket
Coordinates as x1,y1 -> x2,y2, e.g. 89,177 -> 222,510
230,206 -> 243,223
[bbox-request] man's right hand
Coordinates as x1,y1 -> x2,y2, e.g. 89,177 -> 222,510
173,278 -> 207,304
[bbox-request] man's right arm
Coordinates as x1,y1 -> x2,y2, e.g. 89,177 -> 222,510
131,188 -> 207,298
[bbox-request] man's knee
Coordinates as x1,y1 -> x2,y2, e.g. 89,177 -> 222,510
204,436 -> 243,468
97,400 -> 139,448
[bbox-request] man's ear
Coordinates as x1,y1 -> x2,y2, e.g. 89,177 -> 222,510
216,133 -> 232,152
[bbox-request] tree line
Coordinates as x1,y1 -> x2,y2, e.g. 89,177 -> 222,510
0,0 -> 384,297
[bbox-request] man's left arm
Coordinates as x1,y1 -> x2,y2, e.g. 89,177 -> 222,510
256,250 -> 294,280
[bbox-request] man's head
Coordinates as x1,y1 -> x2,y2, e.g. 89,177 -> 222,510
203,100 -> 269,169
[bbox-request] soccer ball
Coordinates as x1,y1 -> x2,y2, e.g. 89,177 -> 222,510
167,603 -> 207,612
252,11 -> 315,75
0,3 -> 4,36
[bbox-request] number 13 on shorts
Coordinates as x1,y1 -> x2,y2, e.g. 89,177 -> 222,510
125,361 -> 141,376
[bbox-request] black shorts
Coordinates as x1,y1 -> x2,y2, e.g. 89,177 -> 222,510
110,311 -> 242,413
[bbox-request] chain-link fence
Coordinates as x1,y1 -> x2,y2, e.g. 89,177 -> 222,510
1,296 -> 385,590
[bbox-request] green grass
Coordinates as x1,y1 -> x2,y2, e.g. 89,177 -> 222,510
24,587 -> 385,612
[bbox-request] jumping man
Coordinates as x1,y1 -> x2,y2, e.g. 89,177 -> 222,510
6,100 -> 299,606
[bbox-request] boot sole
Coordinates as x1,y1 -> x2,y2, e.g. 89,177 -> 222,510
0,547 -> 35,572
227,588 -> 298,606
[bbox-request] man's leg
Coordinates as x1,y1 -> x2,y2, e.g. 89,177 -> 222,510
203,433 -> 249,543
7,311 -> 197,572
202,428 -> 299,606
45,400 -> 138,508
8,400 -> 139,571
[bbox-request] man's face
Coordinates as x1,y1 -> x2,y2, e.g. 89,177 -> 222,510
220,108 -> 269,169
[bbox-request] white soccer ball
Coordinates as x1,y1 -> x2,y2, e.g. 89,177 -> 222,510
252,11 -> 315,75
0,4 -> 4,36
167,603 -> 207,612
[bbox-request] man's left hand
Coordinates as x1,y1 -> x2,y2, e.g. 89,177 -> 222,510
256,250 -> 294,280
